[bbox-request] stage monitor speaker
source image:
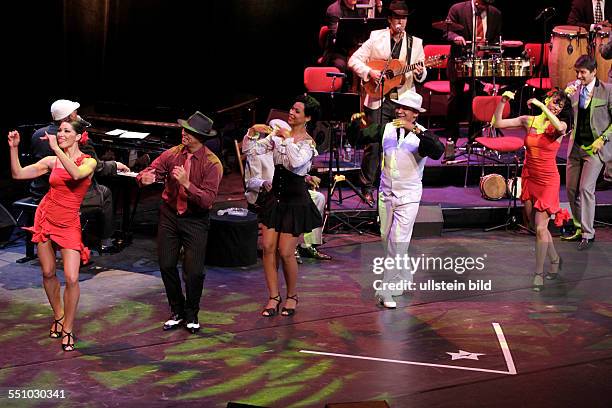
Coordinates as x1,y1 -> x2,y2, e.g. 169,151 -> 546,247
0,204 -> 17,245
313,120 -> 332,153
326,401 -> 390,408
227,403 -> 269,408
413,204 -> 443,238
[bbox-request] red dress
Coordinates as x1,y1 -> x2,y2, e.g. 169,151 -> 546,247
24,155 -> 92,263
520,124 -> 570,226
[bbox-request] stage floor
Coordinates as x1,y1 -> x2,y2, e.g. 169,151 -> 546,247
0,226 -> 610,407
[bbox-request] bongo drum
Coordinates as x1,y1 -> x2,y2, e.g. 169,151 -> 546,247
480,174 -> 506,200
549,25 -> 588,88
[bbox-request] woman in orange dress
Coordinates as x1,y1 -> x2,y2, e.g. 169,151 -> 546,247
9,120 -> 96,351
494,89 -> 571,291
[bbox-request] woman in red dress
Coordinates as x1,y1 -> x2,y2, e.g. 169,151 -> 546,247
9,120 -> 96,351
494,89 -> 571,291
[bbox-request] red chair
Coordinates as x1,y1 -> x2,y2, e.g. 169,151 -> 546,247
520,43 -> 552,113
460,96 -> 512,186
422,44 -> 469,128
304,66 -> 343,92
524,43 -> 551,89
472,95 -> 510,138
317,26 -> 330,65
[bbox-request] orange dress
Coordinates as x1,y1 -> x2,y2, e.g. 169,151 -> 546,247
24,155 -> 92,263
520,124 -> 570,226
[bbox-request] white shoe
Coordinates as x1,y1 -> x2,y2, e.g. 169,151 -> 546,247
375,293 -> 397,309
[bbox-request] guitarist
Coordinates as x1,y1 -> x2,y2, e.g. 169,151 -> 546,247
348,0 -> 426,204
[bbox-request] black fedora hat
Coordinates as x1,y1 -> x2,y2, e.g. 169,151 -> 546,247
178,111 -> 217,139
388,0 -> 412,17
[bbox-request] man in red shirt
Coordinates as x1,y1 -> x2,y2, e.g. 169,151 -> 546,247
137,111 -> 223,333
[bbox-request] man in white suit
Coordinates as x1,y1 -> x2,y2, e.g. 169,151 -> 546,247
348,0 -> 427,203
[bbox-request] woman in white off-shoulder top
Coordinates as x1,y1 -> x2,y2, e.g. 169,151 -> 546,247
242,95 -> 322,317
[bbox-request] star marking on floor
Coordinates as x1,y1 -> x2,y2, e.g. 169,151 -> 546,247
446,350 -> 486,361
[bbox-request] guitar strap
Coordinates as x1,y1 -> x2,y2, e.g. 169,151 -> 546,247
404,35 -> 413,65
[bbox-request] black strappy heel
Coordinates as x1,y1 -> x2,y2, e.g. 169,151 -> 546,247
49,315 -> 64,338
61,331 -> 76,352
532,272 -> 544,292
546,256 -> 563,280
261,295 -> 282,317
281,294 -> 299,316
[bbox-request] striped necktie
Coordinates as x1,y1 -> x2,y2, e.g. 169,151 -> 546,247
595,0 -> 603,24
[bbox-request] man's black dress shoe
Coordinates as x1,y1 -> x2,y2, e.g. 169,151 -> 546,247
163,314 -> 184,331
298,245 -> 332,260
577,238 -> 594,251
185,318 -> 200,334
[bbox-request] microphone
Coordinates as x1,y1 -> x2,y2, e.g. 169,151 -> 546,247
326,72 -> 346,78
535,7 -> 556,21
77,115 -> 92,128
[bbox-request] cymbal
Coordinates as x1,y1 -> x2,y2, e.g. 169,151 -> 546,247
432,19 -> 464,32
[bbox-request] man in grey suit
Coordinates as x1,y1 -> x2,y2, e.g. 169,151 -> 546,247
564,55 -> 612,250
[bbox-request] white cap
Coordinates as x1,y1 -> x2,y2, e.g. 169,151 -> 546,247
50,99 -> 80,121
269,118 -> 291,131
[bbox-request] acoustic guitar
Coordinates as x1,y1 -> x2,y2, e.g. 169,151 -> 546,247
362,54 -> 448,97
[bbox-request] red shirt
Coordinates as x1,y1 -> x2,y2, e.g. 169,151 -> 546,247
137,144 -> 222,213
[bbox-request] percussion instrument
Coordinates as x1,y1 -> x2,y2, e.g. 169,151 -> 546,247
455,57 -> 532,78
480,174 -> 506,200
549,25 -> 588,88
507,176 -> 522,199
432,19 -> 464,32
455,57 -> 496,77
501,40 -> 524,58
497,58 -> 533,77
595,27 -> 612,84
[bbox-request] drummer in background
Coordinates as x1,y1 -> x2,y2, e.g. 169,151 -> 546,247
568,0 -> 611,30
442,0 -> 502,161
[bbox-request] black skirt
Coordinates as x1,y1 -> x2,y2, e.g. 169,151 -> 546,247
259,165 -> 323,237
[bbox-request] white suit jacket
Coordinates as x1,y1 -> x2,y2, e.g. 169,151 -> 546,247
349,28 -> 426,110
379,122 -> 428,202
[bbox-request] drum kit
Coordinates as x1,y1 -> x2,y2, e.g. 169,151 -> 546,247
432,20 -> 532,201
432,20 -> 534,89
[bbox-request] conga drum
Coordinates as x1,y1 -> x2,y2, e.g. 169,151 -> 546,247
480,174 -> 506,200
595,27 -> 612,83
549,25 -> 588,88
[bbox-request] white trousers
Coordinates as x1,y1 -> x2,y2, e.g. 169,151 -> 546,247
303,190 -> 325,246
377,193 -> 419,297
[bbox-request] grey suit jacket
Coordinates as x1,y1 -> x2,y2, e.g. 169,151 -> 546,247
569,79 -> 612,162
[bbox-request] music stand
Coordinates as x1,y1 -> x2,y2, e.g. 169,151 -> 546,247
308,91 -> 371,233
335,18 -> 388,53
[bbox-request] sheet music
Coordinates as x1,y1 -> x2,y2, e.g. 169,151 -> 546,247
117,171 -> 139,178
119,131 -> 150,139
106,129 -> 128,136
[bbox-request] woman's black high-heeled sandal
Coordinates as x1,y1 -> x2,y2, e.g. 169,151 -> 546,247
532,272 -> 544,292
546,256 -> 563,280
61,331 -> 76,352
261,295 -> 282,317
281,294 -> 299,316
49,315 -> 64,338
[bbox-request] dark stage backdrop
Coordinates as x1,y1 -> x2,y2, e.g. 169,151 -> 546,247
0,0 -> 567,177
